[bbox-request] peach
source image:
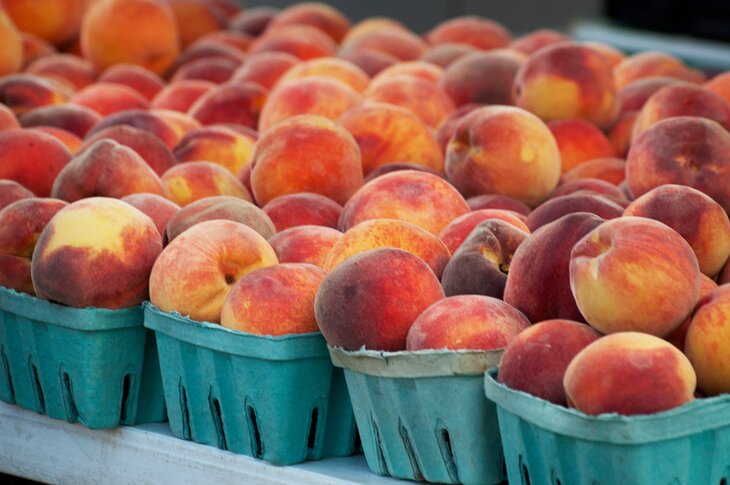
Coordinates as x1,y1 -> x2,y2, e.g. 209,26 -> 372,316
221,263 -> 326,335
151,79 -> 215,112
0,74 -> 71,115
81,125 -> 177,176
268,225 -> 342,269
562,157 -> 627,185
151,108 -> 201,142
70,82 -> 150,116
314,247 -> 445,351
439,209 -> 530,254
259,77 -> 362,132
228,6 -> 278,36
191,31 -> 252,53
564,332 -> 696,415
230,52 -> 299,90
173,124 -> 255,175
339,102 -> 444,175
440,51 -> 523,107
504,212 -> 605,323
614,51 -> 704,89
187,81 -> 268,129
206,0 -> 240,19
0,179 -> 34,209
498,319 -> 601,405
626,117 -> 730,212
267,2 -> 350,43
363,75 -> 454,128
441,219 -> 529,299
550,179 -> 628,205
28,126 -> 82,154
0,103 -> 19,131
339,170 -> 469,235
31,197 -> 163,308
570,216 -> 701,336
0,254 -> 33,294
445,105 -> 561,207
277,58 -> 370,93
420,43 -> 478,69
435,103 -> 481,153
20,33 -> 56,68
623,184 -> 730,277
18,104 -> 101,138
262,192 -> 342,232
0,7 -> 22,76
86,109 -> 180,149
583,42 -> 625,68
1,0 -> 85,46
249,24 -> 336,60
120,193 -> 180,237
515,42 -> 618,130
509,29 -> 568,55
339,28 -> 427,62
631,84 -> 730,139
324,218 -> 451,277
169,57 -> 238,84
338,48 -> 398,78
51,139 -> 165,201
617,76 -> 684,115
466,194 -> 532,215
547,119 -> 615,173
162,161 -> 252,207
80,0 -> 180,76
363,162 -> 441,183
0,129 -> 72,196
664,273 -> 717,351
149,219 -> 278,323
341,17 -> 408,45
607,111 -> 637,158
168,41 -> 245,74
426,16 -> 511,50
97,64 -> 166,101
251,115 -> 363,206
164,0 -> 225,47
685,284 -> 730,395
705,71 -> 730,105
24,54 -> 97,91
369,61 -> 444,86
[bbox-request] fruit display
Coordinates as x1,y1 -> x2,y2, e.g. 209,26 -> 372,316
1,0 -> 730,483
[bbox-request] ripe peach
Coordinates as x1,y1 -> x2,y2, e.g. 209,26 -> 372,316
338,48 -> 398,78
267,2 -> 350,43
339,28 -> 427,62
614,51 -> 704,89
164,0 -> 225,47
0,129 -> 72,197
168,41 -> 245,74
445,105 -> 561,207
363,162 -> 441,183
251,115 -> 363,206
705,72 -> 730,105
97,64 -> 166,101
32,197 -> 162,308
70,82 -> 150,116
230,52 -> 299,90
1,0 -> 85,46
664,273 -> 717,351
466,194 -> 532,215
509,29 -> 568,55
617,76 -> 684,115
440,51 -> 523,107
363,75 -> 454,128
18,104 -> 100,138
150,108 -> 201,142
561,157 -> 627,185
149,219 -> 277,323
420,43 -> 477,69
228,6 -> 277,36
0,74 -> 71,115
570,216 -> 701,336
548,119 -> 615,173
435,103 -> 481,153
120,193 -> 180,237
426,16 -> 511,50
187,81 -> 268,129
27,126 -> 82,154
249,24 -> 336,60
0,254 -> 33,294
150,79 -> 215,113
369,61 -> 443,87
191,31 -> 252,54
341,17 -> 408,45
262,192 -> 342,232
169,57 -> 239,84
81,125 -> 177,176
87,109 -> 181,149
173,124 -> 255,175
583,42 -> 625,68
339,170 -> 469,235
607,111 -> 637,158
550,178 -> 628,204
0,7 -> 22,76
439,209 -> 530,254
277,58 -> 370,93
24,54 -> 96,91
0,103 -> 18,131
315,247 -> 445,351
20,33 -> 56,68
498,319 -> 601,405
0,179 -> 34,209
268,225 -> 342,269
162,161 -> 252,207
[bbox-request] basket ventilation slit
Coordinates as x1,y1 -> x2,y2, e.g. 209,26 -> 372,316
437,428 -> 460,483
1,346 -> 14,401
306,407 -> 320,453
720,479 -> 727,485
352,426 -> 362,454
370,414 -> 389,475
209,395 -> 227,450
119,373 -> 132,421
247,404 -> 263,459
519,454 -> 531,485
398,421 -> 424,481
30,362 -> 45,413
179,382 -> 191,439
61,372 -> 78,422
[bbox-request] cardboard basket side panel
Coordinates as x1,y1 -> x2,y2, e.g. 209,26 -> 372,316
319,367 -> 359,459
134,330 -> 167,424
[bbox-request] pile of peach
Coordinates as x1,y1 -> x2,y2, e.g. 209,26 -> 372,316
1,0 -> 730,419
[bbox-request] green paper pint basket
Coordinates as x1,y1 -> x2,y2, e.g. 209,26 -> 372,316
143,303 -> 358,466
0,286 -> 166,429
330,347 -> 506,485
483,368 -> 730,485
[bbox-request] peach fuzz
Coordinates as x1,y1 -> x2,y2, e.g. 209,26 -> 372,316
0,7 -> 22,76
1,0 -> 85,46
583,42 -> 625,69
685,284 -> 730,395
151,79 -> 215,113
0,180 -> 34,209
277,58 -> 370,93
314,247 -> 445,351
262,192 -> 342,232
339,170 -> 469,235
31,197 -> 163,309
625,117 -> 730,212
228,6 -> 278,36
338,28 -> 427,62
120,193 -> 180,237
514,42 -> 618,130
0,129 -> 72,197
613,51 -> 704,89
27,126 -> 82,154
97,64 -> 166,101
249,24 -> 336,60
547,119 -> 615,173
564,332 -> 696,415
51,139 -> 165,202
440,51 -> 523,107
162,161 -> 252,207
149,219 -> 278,323
0,254 -> 33,294
664,273 -> 717,351
267,2 -> 350,43
426,16 -> 511,50
504,212 -> 605,323
259,77 -> 362,132
230,52 -> 299,90
164,0 -> 225,47
339,102 -> 444,176
441,219 -> 528,299
420,43 -> 477,69
607,111 -> 637,158
570,216 -> 701,337
324,218 -> 451,278
0,103 -> 19,131
363,75 -> 454,128
20,33 -> 56,68
18,104 -> 101,138
221,263 -> 326,336
466,194 -> 532,216
705,72 -> 730,105
150,109 -> 201,143
87,109 -> 182,149
445,105 -> 561,207
338,48 -> 398,78
169,57 -> 239,84
631,84 -> 730,140
562,157 -> 626,185
188,81 -> 268,129
70,83 -> 150,116
165,195 -> 275,242
0,74 -> 71,115
268,225 -> 342,269
81,125 -> 177,177
435,103 -> 481,154
509,28 -> 568,55
438,209 -> 530,254
251,115 -> 363,206
550,178 -> 627,203
498,319 -> 601,405
173,125 -> 255,175
24,54 -> 97,92
80,0 -> 180,76
624,184 -> 730,277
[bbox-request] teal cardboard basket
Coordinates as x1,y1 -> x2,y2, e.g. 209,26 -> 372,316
143,303 -> 358,466
483,368 -> 730,485
330,347 -> 506,485
0,286 -> 166,429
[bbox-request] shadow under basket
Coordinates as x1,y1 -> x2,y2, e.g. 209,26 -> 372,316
0,286 -> 166,429
329,347 -> 506,485
143,303 -> 358,466
483,368 -> 730,485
